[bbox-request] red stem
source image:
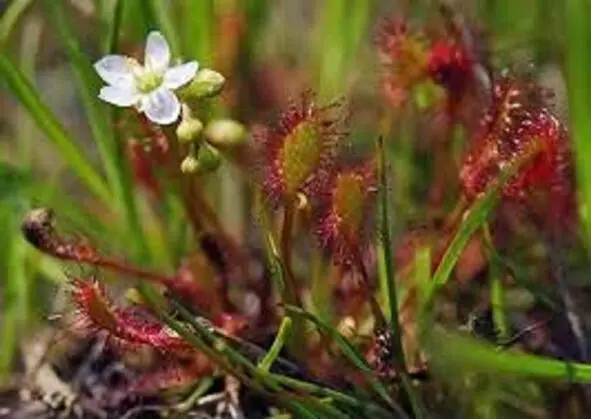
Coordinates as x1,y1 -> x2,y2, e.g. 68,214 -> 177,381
280,201 -> 300,306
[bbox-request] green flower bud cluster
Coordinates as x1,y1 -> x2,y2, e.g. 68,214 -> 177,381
175,71 -> 246,175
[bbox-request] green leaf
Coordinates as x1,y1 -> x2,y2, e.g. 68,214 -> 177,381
103,0 -> 125,54
0,208 -> 29,377
565,0 -> 591,247
419,145 -> 535,314
181,0 -> 214,63
0,0 -> 34,44
421,189 -> 501,312
376,136 -> 405,364
15,13 -> 42,168
0,53 -> 111,203
427,325 -> 591,382
484,224 -> 509,340
376,136 -> 428,418
145,0 -> 181,56
258,316 -> 292,372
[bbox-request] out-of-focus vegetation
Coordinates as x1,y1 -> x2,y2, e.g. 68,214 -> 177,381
1,0 -> 591,418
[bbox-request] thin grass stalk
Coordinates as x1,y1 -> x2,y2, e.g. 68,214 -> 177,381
0,0 -> 33,44
565,0 -> 591,246
103,0 -> 125,55
258,316 -> 292,372
376,136 -> 406,368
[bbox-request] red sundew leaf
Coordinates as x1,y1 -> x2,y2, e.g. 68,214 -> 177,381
69,279 -> 195,357
315,161 -> 377,270
254,91 -> 347,207
70,278 -> 118,333
426,39 -> 472,92
374,16 -> 429,109
459,74 -> 576,234
375,11 -> 492,121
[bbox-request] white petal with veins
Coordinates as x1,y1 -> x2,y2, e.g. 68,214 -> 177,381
94,55 -> 134,88
163,61 -> 199,90
98,86 -> 139,107
141,87 -> 180,125
145,31 -> 170,71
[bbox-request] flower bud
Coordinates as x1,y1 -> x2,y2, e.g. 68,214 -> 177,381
178,68 -> 226,100
176,116 -> 204,144
204,119 -> 246,147
180,143 -> 221,175
195,142 -> 221,173
181,152 -> 200,174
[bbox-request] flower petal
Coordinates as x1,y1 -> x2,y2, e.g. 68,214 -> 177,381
163,61 -> 199,90
145,31 -> 170,71
94,55 -> 135,88
140,88 -> 180,125
98,86 -> 139,107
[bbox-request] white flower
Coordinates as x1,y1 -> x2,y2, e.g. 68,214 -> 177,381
94,31 -> 198,125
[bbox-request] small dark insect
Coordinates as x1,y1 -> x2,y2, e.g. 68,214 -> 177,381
370,328 -> 429,382
371,328 -> 395,379
465,308 -> 500,343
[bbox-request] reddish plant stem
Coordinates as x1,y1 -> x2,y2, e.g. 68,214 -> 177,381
93,257 -> 175,286
280,201 -> 300,306
160,123 -> 251,292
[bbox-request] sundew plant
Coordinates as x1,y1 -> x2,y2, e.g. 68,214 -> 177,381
2,0 -> 591,418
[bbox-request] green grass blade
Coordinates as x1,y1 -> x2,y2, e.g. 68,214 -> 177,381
428,325 -> 591,382
181,0 -> 214,62
258,316 -> 292,372
0,213 -> 28,378
316,0 -> 370,98
46,1 -> 147,259
145,0 -> 181,56
103,0 -> 126,54
284,305 -> 403,414
0,165 -> 30,376
0,0 -> 34,44
419,147 -> 535,313
0,53 -> 111,203
45,1 -> 119,193
316,0 -> 346,97
284,306 -> 373,370
271,374 -> 396,419
377,135 -> 429,417
16,15 -> 42,168
421,188 -> 501,311
565,0 -> 591,246
165,299 -> 356,417
484,224 -> 509,339
376,137 -> 406,363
